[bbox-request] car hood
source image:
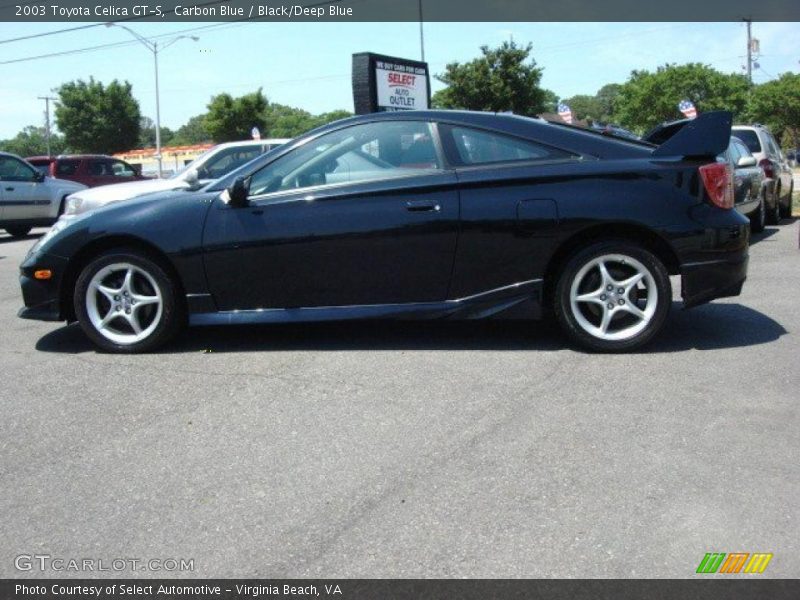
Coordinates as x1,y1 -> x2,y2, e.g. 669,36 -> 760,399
69,176 -> 191,203
64,175 -> 204,215
45,176 -> 87,192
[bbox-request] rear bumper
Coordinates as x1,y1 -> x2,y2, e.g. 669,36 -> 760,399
681,251 -> 748,308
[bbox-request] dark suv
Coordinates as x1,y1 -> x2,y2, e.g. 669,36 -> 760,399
26,155 -> 150,188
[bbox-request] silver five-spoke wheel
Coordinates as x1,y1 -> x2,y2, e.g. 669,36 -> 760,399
75,249 -> 182,353
554,241 -> 671,352
85,263 -> 163,345
569,254 -> 657,341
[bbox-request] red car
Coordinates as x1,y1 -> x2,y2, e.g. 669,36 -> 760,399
25,154 -> 151,188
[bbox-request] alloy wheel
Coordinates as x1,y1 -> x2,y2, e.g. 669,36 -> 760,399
569,254 -> 658,342
85,262 -> 163,345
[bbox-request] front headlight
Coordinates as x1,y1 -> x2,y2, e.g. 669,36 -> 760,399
64,195 -> 84,215
29,212 -> 90,255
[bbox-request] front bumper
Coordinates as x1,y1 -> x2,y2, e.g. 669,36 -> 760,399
18,251 -> 68,322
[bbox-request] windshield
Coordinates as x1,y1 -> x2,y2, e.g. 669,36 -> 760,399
172,143 -> 283,181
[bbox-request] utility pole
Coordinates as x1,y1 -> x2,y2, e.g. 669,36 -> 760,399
745,18 -> 753,84
37,95 -> 56,157
418,0 -> 425,62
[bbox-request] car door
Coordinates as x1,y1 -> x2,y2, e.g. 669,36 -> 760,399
438,124 -> 575,299
202,120 -> 459,310
0,155 -> 47,221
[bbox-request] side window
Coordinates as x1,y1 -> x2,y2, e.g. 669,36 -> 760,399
764,134 -> 779,157
247,121 -> 441,196
443,126 -> 576,166
87,160 -> 109,176
55,160 -> 79,176
0,156 -> 37,181
110,160 -> 136,177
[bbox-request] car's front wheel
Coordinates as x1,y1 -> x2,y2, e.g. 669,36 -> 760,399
554,241 -> 671,352
74,250 -> 183,353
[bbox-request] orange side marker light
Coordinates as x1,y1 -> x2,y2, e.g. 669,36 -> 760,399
34,269 -> 52,280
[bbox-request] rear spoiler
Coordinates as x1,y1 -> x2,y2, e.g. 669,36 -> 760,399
651,111 -> 732,158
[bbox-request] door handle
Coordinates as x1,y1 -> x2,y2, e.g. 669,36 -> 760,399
405,200 -> 441,213
4,187 -> 14,191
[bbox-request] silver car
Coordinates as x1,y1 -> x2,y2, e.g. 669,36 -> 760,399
731,125 -> 794,222
0,152 -> 87,238
62,139 -> 290,217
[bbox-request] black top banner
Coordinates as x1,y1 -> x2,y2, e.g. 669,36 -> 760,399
2,0 -> 799,23
3,579 -> 800,600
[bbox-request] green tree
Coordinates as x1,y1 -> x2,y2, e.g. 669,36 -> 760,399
170,114 -> 211,145
540,89 -> 559,113
54,77 -> 141,153
747,72 -> 800,148
205,89 -> 268,142
138,117 -> 174,149
431,41 -> 548,115
615,63 -> 750,133
595,83 -> 622,122
263,105 -> 352,138
562,94 -> 602,121
0,125 -> 66,157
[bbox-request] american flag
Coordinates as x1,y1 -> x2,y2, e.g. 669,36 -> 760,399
678,100 -> 697,119
557,102 -> 573,124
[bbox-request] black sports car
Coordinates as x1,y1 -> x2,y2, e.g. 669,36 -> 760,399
19,110 -> 748,353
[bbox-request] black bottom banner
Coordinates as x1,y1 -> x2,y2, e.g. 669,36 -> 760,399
2,579 -> 800,600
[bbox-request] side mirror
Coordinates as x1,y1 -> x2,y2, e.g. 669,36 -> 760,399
226,176 -> 250,208
737,156 -> 757,168
33,170 -> 46,182
184,168 -> 200,190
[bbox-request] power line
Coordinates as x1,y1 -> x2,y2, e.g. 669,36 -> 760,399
0,23 -> 105,45
0,0 -> 231,45
0,21 -> 246,65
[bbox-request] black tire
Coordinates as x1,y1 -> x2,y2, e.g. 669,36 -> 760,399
553,240 -> 672,352
73,249 -> 184,353
766,189 -> 781,225
5,226 -> 32,238
749,195 -> 766,233
780,184 -> 793,219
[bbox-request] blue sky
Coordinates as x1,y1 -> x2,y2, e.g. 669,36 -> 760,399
1,21 -> 798,138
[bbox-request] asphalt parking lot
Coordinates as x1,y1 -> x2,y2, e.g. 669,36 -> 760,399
1,221 -> 798,579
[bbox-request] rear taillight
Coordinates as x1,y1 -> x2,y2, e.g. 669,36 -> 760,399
759,158 -> 775,179
698,162 -> 734,209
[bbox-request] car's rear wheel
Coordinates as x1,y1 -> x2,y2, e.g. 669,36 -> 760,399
5,226 -> 32,238
780,183 -> 793,218
750,195 -> 766,233
767,189 -> 781,225
554,241 -> 671,352
73,250 -> 183,353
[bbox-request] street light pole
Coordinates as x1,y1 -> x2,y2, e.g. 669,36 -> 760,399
153,41 -> 162,178
105,23 -> 198,178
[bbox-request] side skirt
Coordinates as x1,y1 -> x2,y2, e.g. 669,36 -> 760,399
189,279 -> 543,326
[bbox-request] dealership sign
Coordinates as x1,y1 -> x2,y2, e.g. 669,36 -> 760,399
352,52 -> 430,114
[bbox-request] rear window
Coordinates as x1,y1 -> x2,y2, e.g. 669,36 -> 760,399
733,130 -> 762,153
